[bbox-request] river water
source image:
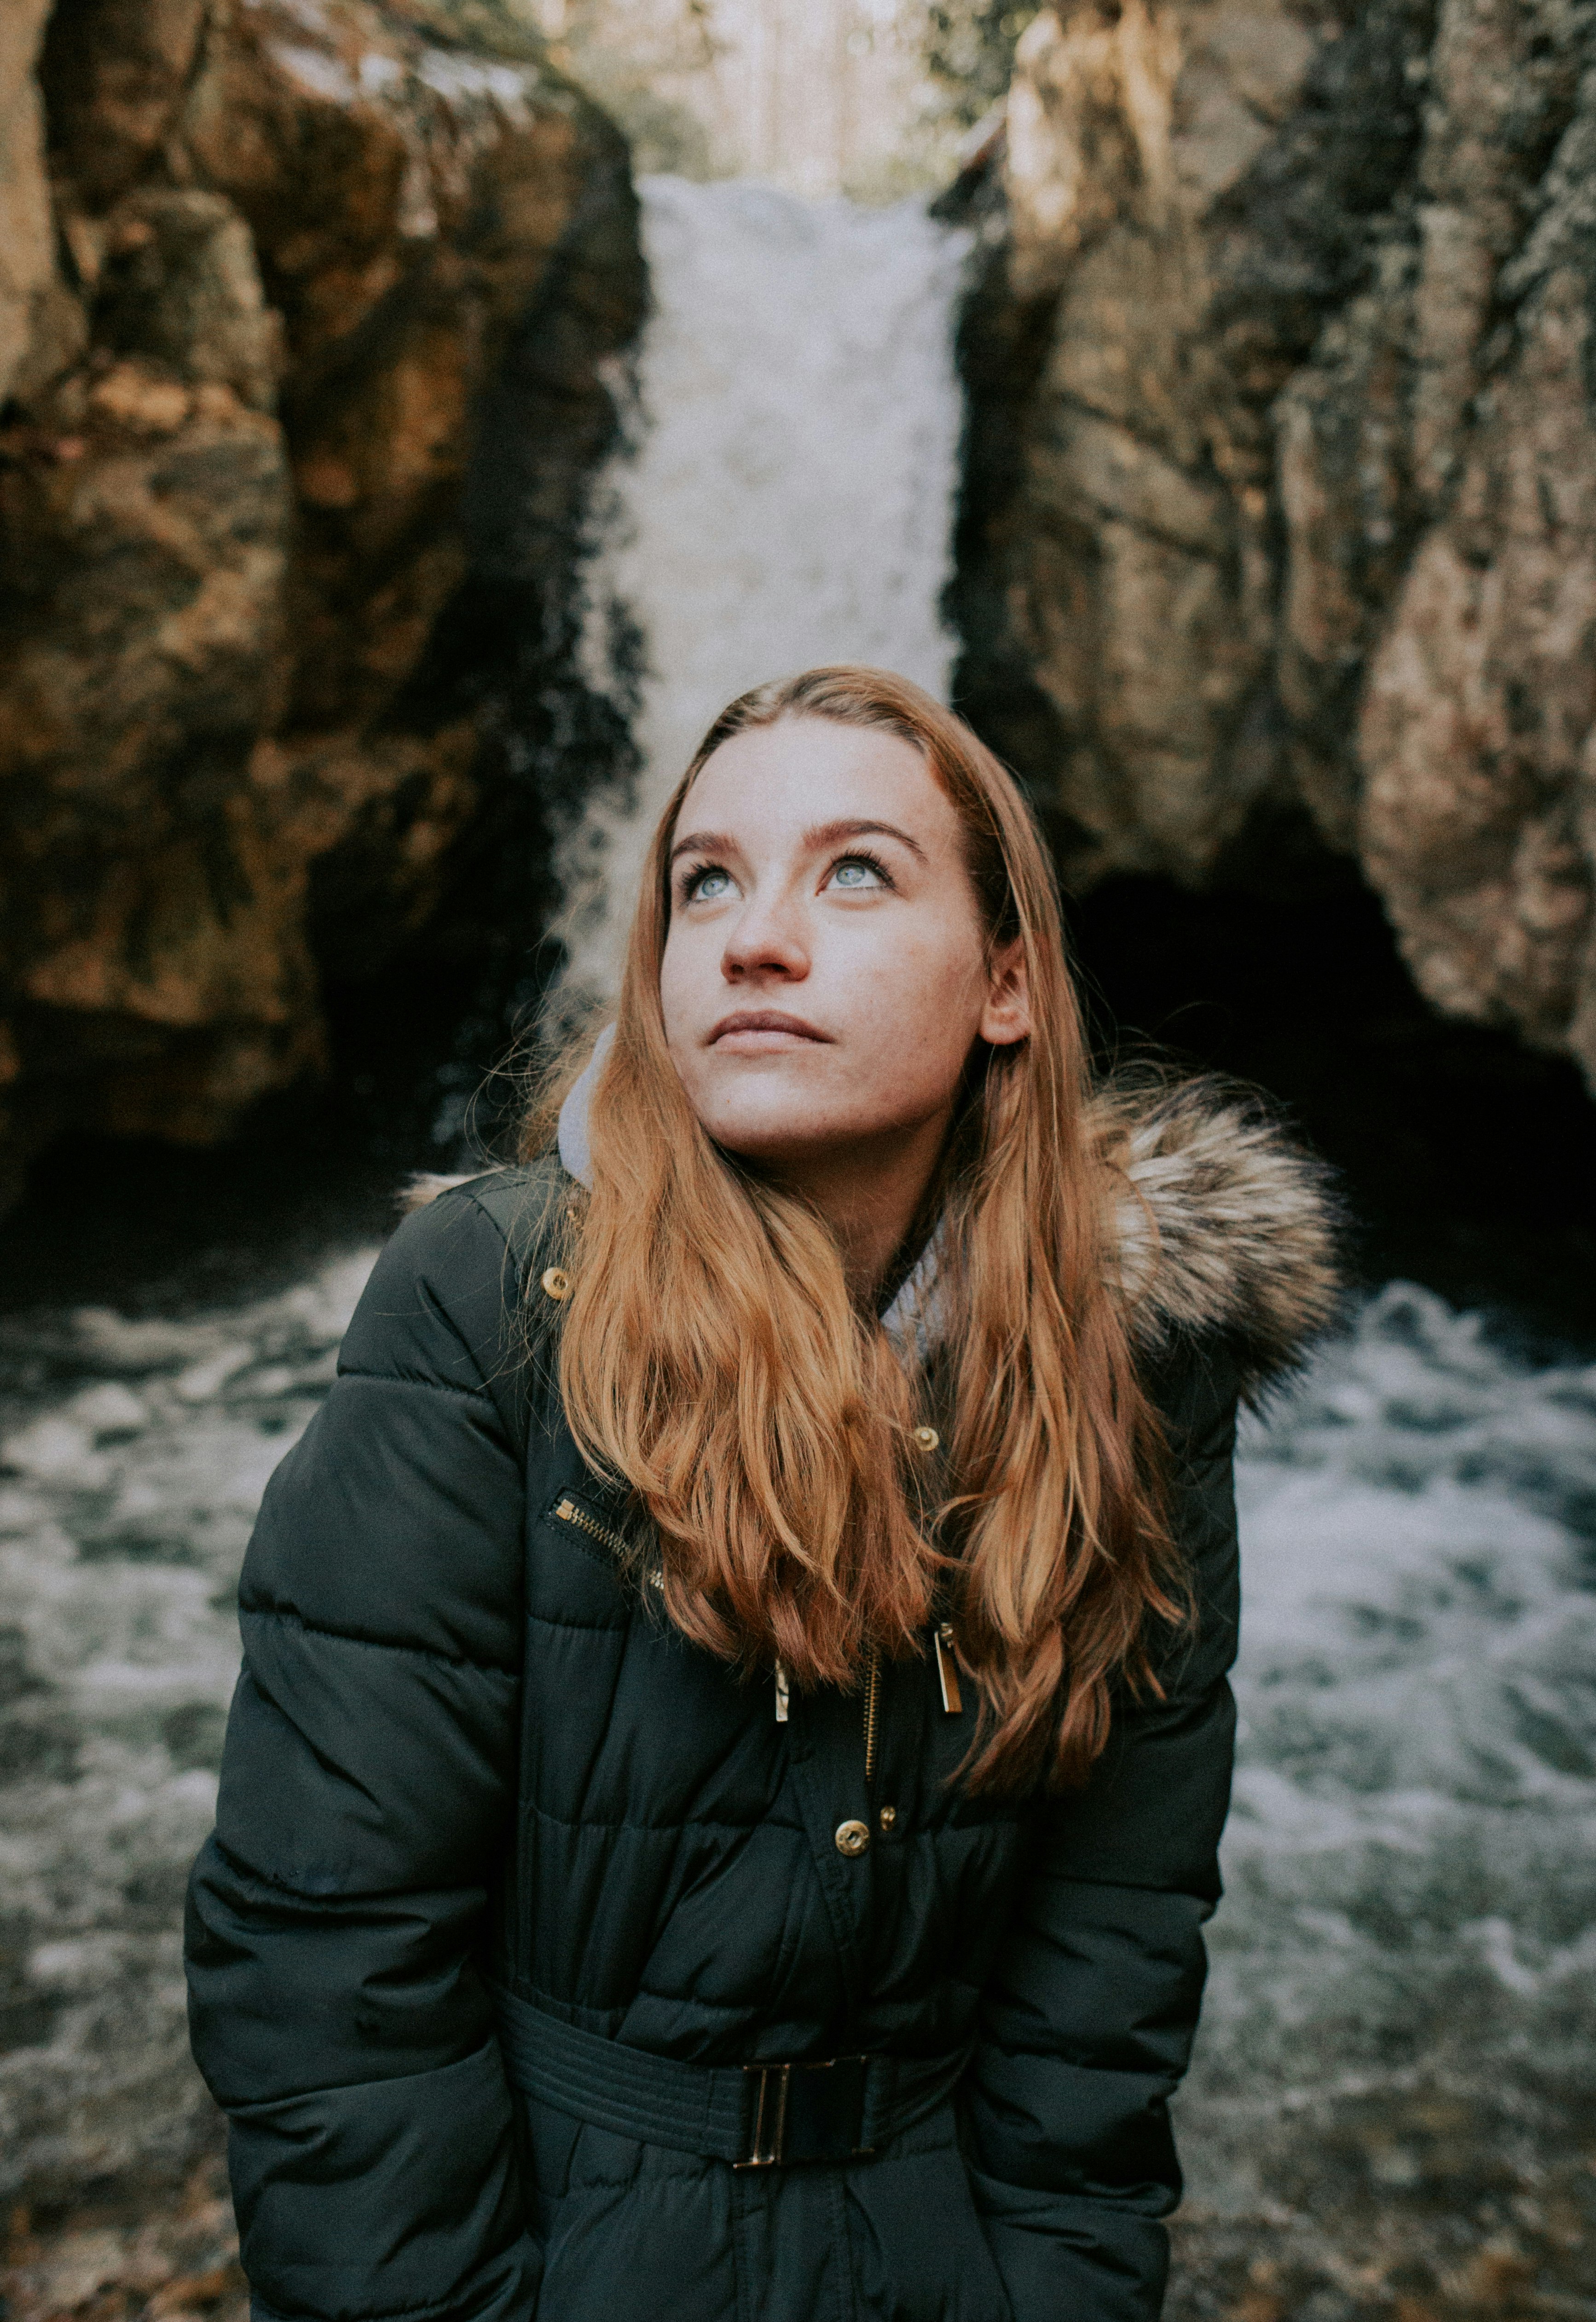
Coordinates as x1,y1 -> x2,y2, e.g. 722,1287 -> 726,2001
3,174 -> 1595,2322
3,1264 -> 1594,2314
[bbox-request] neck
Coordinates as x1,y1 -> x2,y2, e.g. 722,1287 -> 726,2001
768,1109 -> 951,1302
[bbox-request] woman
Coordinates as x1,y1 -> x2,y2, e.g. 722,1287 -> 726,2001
186,668 -> 1337,2322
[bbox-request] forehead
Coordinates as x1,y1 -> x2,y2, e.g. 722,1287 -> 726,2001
682,716 -> 956,842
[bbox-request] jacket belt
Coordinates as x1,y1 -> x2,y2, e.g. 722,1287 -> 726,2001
491,1984 -> 970,2169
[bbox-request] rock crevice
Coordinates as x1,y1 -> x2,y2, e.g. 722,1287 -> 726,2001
954,0 -> 1596,1091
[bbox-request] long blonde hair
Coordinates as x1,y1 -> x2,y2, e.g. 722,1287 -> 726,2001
524,667 -> 1178,1793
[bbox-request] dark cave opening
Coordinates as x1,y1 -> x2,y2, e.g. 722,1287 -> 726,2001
1067,857 -> 1596,1346
0,954 -> 482,1318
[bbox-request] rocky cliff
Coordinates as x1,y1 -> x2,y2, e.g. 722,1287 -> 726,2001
0,0 -> 644,1209
951,0 -> 1596,1093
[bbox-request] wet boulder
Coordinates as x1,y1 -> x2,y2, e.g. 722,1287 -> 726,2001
0,0 -> 58,411
956,0 -> 1596,1095
0,0 -> 644,1208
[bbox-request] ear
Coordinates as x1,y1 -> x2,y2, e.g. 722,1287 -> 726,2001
980,938 -> 1030,1048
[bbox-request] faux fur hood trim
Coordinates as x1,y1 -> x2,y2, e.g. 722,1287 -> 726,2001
406,1071 -> 1342,1399
1101,1077 -> 1342,1397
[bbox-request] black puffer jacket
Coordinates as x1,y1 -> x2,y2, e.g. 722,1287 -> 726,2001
186,1090 -> 1336,2322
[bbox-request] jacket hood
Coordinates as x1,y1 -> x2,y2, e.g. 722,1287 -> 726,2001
413,1041 -> 1342,1398
1103,1077 -> 1342,1396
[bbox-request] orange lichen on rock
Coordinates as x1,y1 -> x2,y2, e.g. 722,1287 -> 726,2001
0,0 -> 640,1201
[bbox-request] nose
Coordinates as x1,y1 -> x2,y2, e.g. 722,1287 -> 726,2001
720,882 -> 809,984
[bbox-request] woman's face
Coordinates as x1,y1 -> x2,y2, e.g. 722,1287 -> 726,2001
659,716 -> 1028,1175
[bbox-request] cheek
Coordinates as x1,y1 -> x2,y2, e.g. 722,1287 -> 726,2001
658,928 -> 702,1048
844,927 -> 988,1079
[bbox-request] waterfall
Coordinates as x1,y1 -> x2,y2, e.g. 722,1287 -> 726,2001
551,174 -> 971,1014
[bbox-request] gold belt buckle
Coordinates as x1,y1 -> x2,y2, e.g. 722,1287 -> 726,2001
735,2061 -> 792,2169
733,2056 -> 874,2168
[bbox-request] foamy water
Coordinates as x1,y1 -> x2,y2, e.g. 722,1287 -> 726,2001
1182,1284 -> 1596,2230
553,174 -> 971,1011
0,1257 -> 374,2196
3,1267 -> 1592,2223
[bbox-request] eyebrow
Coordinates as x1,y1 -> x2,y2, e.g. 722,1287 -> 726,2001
668,816 -> 929,868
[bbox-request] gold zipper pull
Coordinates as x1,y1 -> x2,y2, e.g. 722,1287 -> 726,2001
553,1496 -> 630,1557
934,1623 -> 963,1715
774,1659 -> 790,1724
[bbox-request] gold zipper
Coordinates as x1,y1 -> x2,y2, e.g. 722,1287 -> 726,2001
863,1648 -> 882,1783
558,1497 -> 944,1744
934,1623 -> 963,1715
554,1496 -> 664,1594
554,1496 -> 630,1557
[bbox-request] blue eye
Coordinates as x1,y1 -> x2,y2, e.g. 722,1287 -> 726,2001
829,857 -> 885,890
690,867 -> 734,901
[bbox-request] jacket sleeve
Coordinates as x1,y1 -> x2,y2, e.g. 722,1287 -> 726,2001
962,1341 -> 1242,2322
185,1186 -> 536,2322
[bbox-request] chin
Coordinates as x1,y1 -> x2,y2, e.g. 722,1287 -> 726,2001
705,1112 -> 825,1165
704,1099 -> 913,1172
689,1068 -> 821,1152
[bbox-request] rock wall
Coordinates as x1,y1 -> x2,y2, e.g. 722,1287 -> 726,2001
0,0 -> 644,1208
952,0 -> 1596,1091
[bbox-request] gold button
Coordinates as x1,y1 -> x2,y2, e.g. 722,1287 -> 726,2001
541,1266 -> 571,1302
912,1425 -> 939,1452
834,1818 -> 870,1858
879,1805 -> 896,1832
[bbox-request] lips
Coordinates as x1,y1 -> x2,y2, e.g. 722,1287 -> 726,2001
707,1009 -> 830,1046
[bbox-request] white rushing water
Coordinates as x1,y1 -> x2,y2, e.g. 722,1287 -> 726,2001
4,1268 -> 1594,2220
0,1258 -> 374,2194
553,174 -> 971,1011
1182,1287 -> 1596,2239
